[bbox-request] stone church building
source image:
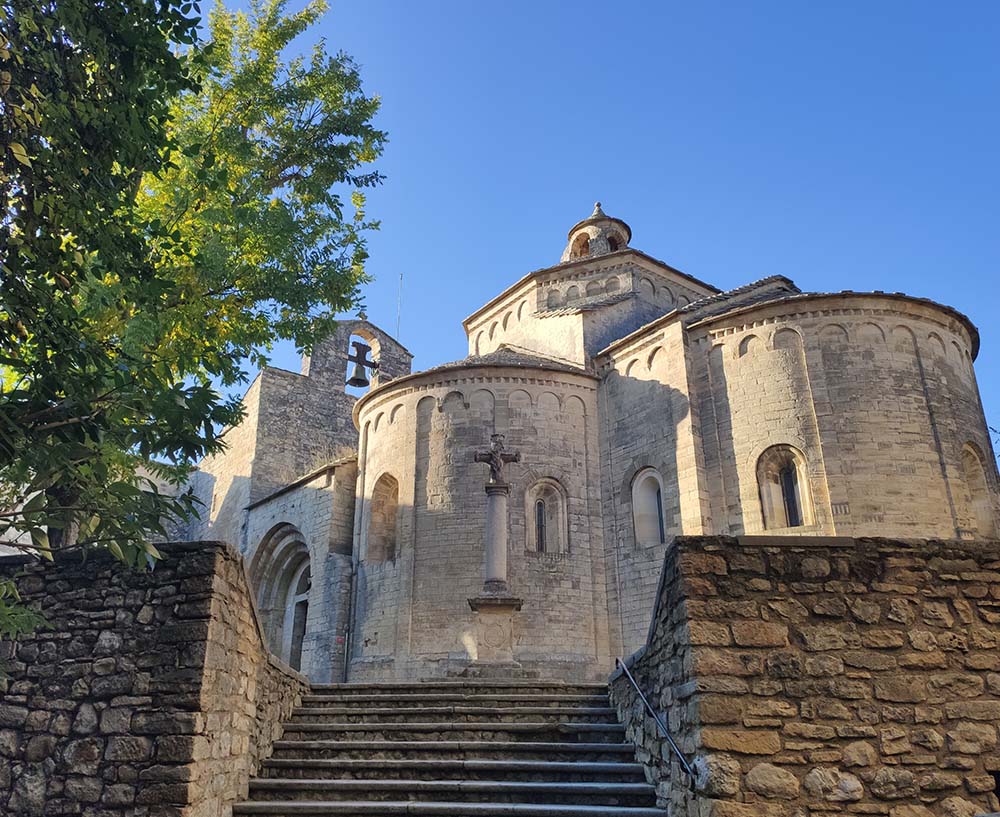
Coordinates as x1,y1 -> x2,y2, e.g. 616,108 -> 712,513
183,203 -> 999,685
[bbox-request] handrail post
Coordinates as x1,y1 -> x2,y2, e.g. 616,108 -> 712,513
614,657 -> 697,791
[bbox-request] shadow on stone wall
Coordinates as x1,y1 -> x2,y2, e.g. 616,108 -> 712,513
0,540 -> 308,817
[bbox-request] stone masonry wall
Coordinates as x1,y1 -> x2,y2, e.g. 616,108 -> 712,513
0,541 -> 307,817
688,295 -> 996,540
599,319 -> 713,659
244,462 -> 356,682
611,535 -> 1000,817
352,365 -> 612,681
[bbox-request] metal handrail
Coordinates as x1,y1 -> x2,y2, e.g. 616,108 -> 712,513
615,657 -> 697,789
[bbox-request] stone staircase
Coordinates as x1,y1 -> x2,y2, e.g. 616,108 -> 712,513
233,680 -> 663,816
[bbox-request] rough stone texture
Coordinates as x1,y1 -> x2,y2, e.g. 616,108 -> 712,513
0,541 -> 307,817
610,535 -> 1000,816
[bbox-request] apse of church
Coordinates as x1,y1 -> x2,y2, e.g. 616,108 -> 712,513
181,203 -> 1000,682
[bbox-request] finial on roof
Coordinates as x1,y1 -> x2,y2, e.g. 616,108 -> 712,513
592,201 -> 605,217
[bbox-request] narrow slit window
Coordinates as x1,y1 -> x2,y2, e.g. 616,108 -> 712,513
655,487 -> 665,544
780,465 -> 802,527
535,499 -> 547,552
525,479 -> 567,554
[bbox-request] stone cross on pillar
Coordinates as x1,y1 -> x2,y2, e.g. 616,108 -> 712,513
473,434 -> 520,593
465,434 -> 525,672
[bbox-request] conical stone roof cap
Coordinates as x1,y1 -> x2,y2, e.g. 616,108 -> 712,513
566,201 -> 632,243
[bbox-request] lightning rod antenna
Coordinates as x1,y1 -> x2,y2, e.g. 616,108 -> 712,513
395,269 -> 403,339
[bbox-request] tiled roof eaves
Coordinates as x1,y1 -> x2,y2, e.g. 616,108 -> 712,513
678,275 -> 799,314
246,456 -> 357,510
595,276 -> 797,358
535,291 -> 635,317
351,347 -> 597,428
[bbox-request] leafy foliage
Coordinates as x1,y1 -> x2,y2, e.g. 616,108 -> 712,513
1,0 -> 212,563
0,577 -> 45,639
0,0 -> 384,629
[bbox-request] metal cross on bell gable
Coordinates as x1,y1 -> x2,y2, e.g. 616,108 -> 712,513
346,340 -> 379,388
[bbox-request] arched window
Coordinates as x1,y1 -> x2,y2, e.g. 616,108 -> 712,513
546,289 -> 562,309
757,445 -> 812,529
570,233 -> 590,259
607,234 -> 621,252
525,478 -> 568,553
534,499 -> 547,552
961,444 -> 997,538
632,469 -> 667,545
367,473 -> 399,562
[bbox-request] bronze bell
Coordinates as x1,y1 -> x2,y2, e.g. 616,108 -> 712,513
346,361 -> 370,388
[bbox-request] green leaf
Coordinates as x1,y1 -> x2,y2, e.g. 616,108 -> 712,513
8,142 -> 31,167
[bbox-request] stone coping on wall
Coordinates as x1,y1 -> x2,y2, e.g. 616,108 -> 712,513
0,538 -> 309,687
626,534 -> 1000,663
244,457 -> 358,511
0,539 -> 310,690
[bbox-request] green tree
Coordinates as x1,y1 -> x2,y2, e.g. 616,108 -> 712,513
0,0 -> 385,633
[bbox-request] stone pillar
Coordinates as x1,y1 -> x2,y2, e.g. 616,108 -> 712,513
483,483 -> 510,591
465,481 -> 526,674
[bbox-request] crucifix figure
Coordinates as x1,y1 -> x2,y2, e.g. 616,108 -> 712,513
474,433 -> 520,485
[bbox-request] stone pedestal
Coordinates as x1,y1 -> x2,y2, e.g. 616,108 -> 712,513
467,593 -> 523,664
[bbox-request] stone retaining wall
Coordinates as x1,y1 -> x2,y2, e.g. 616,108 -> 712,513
0,540 -> 307,817
611,535 -> 1000,816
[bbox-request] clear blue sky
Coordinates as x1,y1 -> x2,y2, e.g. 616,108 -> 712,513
266,1 -> 1000,433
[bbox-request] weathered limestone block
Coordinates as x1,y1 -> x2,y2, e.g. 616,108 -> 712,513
946,722 -> 997,754
842,740 -> 878,767
803,766 -> 864,802
744,762 -> 800,800
869,766 -> 918,800
693,753 -> 742,797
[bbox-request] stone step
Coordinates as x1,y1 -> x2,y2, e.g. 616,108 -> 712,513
247,682 -> 655,816
278,722 -> 626,744
269,740 -> 639,763
287,706 -> 618,725
246,779 -> 657,806
310,682 -> 608,697
233,801 -> 665,816
259,759 -> 646,783
300,693 -> 610,707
